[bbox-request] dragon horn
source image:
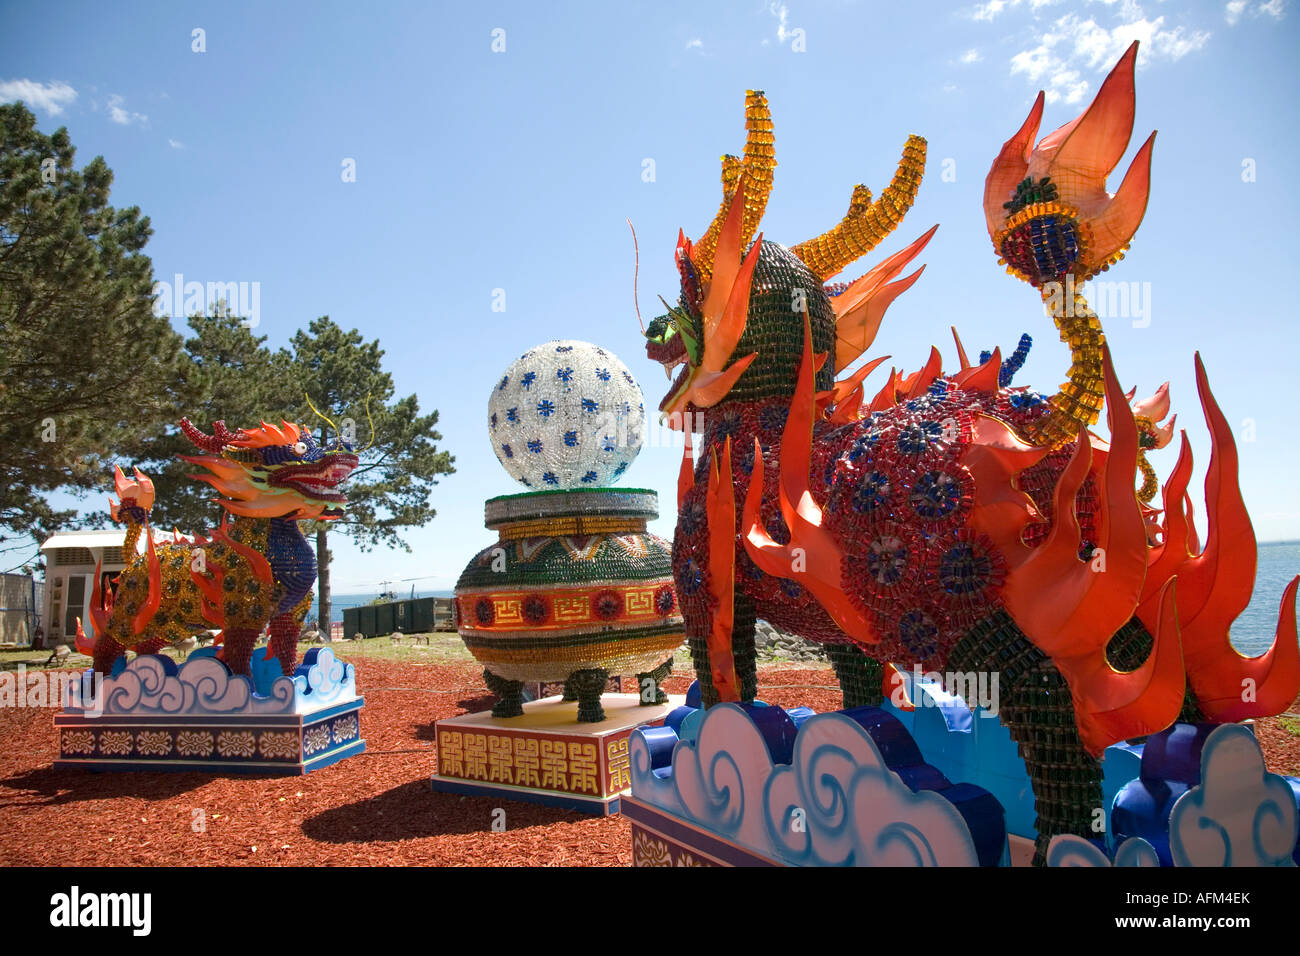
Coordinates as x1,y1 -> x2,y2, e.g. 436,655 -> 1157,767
180,418 -> 227,452
692,90 -> 776,283
792,135 -> 928,280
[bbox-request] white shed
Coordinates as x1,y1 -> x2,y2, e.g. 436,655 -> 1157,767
39,529 -> 175,647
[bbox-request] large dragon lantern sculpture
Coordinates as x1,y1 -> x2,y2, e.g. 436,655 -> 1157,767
76,418 -> 358,679
648,44 -> 1299,865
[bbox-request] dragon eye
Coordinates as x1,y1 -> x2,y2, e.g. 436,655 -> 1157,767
292,442 -> 307,456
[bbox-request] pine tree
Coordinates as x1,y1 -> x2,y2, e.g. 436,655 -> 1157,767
0,102 -> 182,567
288,317 -> 455,629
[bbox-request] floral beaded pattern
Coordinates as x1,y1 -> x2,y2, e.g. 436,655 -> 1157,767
488,340 -> 646,489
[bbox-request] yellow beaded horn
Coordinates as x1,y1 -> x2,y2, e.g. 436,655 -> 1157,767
791,135 -> 928,281
690,89 -> 776,284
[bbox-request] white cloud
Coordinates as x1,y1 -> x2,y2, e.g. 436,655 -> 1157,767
970,0 -> 1061,21
1002,6 -> 1210,103
768,1 -> 792,42
685,37 -> 703,50
959,48 -> 984,63
1227,0 -> 1287,24
168,138 -> 184,149
0,78 -> 77,116
944,82 -> 961,93
106,93 -> 148,127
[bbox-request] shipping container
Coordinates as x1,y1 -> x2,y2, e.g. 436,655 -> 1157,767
357,605 -> 377,637
374,602 -> 396,636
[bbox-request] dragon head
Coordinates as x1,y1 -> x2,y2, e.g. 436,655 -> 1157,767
647,90 -> 933,428
178,418 -> 359,520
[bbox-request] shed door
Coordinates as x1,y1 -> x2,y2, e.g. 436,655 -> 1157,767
63,575 -> 87,638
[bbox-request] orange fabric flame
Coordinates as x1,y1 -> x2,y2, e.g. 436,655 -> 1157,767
740,312 -> 877,644
1138,355 -> 1300,720
984,41 -> 1156,281
662,179 -> 761,421
832,225 -> 937,374
1001,346 -> 1183,755
131,534 -> 163,636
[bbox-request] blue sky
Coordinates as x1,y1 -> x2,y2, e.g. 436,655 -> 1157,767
3,0 -> 1297,596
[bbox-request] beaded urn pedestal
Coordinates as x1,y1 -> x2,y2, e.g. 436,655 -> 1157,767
430,340 -> 684,814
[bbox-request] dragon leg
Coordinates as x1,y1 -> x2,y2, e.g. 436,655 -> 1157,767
267,613 -> 300,677
686,589 -> 758,708
133,636 -> 168,657
950,611 -> 1107,867
825,641 -> 884,709
92,635 -> 127,675
220,625 -> 259,677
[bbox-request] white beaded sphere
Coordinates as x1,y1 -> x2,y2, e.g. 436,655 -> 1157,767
488,340 -> 646,490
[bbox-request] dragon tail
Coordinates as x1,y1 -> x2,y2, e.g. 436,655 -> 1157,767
110,466 -> 156,563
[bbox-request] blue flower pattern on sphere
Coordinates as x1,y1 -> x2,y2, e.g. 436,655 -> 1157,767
487,339 -> 646,488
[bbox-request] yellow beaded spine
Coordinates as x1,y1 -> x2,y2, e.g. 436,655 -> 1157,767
1022,286 -> 1107,448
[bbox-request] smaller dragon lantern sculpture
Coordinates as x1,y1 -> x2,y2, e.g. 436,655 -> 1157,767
648,44 -> 1299,865
76,418 -> 358,679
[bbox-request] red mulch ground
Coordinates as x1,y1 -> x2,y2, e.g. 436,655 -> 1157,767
0,661 -> 843,866
1,661 -> 1295,866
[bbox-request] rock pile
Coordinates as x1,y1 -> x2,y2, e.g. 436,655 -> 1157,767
754,619 -> 827,663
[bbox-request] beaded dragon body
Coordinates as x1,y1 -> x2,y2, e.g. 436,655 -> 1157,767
76,419 -> 357,678
648,49 -> 1299,865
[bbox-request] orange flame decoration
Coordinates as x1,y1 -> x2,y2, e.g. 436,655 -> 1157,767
998,347 -> 1185,755
109,465 -> 155,519
983,40 -> 1155,283
704,439 -> 741,703
75,560 -> 113,654
131,534 -> 163,636
740,312 -> 876,644
661,181 -> 761,421
228,420 -> 302,449
677,428 -> 695,510
831,225 -> 937,374
188,521 -> 274,629
1137,355 -> 1300,721
816,355 -> 891,423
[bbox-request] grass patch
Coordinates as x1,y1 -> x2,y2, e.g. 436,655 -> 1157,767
1278,715 -> 1300,737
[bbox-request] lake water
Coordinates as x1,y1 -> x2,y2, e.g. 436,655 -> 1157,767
313,542 -> 1298,656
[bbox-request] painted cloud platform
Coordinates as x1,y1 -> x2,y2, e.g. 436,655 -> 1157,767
53,647 -> 365,775
626,695 -> 1008,867
431,692 -> 682,815
1049,722 -> 1300,867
